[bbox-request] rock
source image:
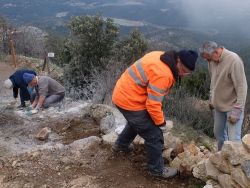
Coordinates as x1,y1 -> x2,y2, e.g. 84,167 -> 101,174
241,160 -> 250,180
199,145 -> 206,152
170,156 -> 182,170
231,167 -> 250,188
0,175 -> 5,183
205,159 -> 221,181
102,132 -> 118,145
209,152 -> 231,174
88,104 -> 127,134
203,185 -> 213,188
186,142 -> 200,155
206,179 -> 222,188
35,127 -> 51,141
104,132 -> 141,151
23,183 -> 35,188
163,132 -> 183,152
221,141 -> 250,166
133,136 -> 144,145
218,174 -> 235,188
193,159 -> 207,182
100,114 -> 115,134
171,142 -> 205,173
69,136 -> 101,151
115,125 -> 125,135
112,110 -> 127,132
242,134 -> 250,153
67,176 -> 97,188
89,104 -> 112,122
163,148 -> 174,162
67,103 -> 89,115
12,160 -> 18,167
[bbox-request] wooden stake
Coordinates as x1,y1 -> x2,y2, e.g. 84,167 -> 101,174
9,33 -> 17,68
42,53 -> 50,75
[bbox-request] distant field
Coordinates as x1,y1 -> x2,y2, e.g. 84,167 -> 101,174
111,18 -> 144,27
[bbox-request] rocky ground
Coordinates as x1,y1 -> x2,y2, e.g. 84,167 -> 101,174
0,60 -> 206,188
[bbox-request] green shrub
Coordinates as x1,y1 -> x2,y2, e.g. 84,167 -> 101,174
60,15 -> 119,93
164,86 -> 214,137
181,68 -> 210,100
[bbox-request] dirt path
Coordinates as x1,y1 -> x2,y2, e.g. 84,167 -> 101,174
0,61 -> 16,102
0,112 -> 204,188
0,62 -> 15,80
1,144 -> 202,188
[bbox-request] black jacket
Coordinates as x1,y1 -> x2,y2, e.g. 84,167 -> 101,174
9,69 -> 36,104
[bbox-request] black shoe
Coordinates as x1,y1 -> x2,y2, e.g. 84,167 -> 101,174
111,143 -> 134,153
17,104 -> 26,109
150,167 -> 177,179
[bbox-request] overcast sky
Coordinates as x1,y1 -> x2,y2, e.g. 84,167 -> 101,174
178,0 -> 250,35
122,0 -> 250,35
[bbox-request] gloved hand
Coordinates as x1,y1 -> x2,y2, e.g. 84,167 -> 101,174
228,108 -> 242,124
26,105 -> 34,111
159,120 -> 173,133
159,125 -> 168,133
30,109 -> 38,114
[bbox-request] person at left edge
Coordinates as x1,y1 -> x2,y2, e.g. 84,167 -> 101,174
4,69 -> 37,108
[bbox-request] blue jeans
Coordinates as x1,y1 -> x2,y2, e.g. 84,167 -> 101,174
115,107 -> 164,174
213,109 -> 244,151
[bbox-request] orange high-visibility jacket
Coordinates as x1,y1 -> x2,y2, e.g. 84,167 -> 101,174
112,51 -> 175,125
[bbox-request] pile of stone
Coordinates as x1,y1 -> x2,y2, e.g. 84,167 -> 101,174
193,134 -> 250,188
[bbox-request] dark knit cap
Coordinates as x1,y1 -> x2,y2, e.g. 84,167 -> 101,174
23,73 -> 35,84
177,50 -> 198,71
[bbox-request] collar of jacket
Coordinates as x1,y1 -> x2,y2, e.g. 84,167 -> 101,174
160,51 -> 179,82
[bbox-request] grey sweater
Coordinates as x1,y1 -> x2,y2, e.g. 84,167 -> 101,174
36,76 -> 65,97
209,48 -> 247,112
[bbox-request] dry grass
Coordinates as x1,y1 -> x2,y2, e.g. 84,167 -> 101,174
165,87 -> 214,137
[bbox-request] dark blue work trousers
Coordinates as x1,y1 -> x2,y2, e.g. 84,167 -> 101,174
115,106 -> 164,174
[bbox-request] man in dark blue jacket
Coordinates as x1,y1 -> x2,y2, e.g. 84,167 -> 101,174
4,69 -> 37,108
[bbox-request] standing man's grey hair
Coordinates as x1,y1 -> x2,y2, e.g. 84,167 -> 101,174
199,41 -> 219,55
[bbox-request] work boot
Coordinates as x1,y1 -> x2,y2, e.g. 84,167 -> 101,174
150,167 -> 177,179
112,143 -> 134,153
17,103 -> 26,110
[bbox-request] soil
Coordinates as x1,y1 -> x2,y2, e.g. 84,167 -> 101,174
0,144 -> 203,188
0,60 -> 204,188
51,117 -> 101,145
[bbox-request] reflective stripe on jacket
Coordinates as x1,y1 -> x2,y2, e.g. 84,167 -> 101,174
112,51 -> 175,125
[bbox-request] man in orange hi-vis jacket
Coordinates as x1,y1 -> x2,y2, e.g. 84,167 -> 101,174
112,50 -> 198,179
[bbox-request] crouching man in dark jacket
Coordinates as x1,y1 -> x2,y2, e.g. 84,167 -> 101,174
4,69 -> 37,108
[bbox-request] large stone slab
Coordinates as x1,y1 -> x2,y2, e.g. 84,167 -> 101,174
241,160 -> 250,180
209,152 -> 231,174
231,167 -> 250,188
221,141 -> 250,166
242,134 -> 250,153
218,174 -> 235,188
